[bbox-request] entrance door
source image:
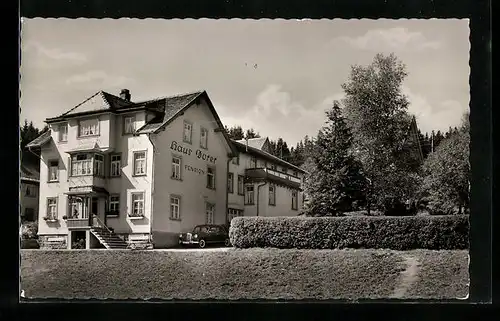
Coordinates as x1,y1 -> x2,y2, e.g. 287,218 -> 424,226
89,197 -> 98,226
91,197 -> 98,216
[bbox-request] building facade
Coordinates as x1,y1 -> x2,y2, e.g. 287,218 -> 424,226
20,164 -> 40,223
26,89 -> 306,249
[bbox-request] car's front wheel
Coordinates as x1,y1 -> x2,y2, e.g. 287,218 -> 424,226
199,239 -> 206,248
224,238 -> 231,247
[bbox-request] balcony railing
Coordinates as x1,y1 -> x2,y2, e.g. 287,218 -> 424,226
68,175 -> 106,189
66,218 -> 90,229
245,168 -> 301,189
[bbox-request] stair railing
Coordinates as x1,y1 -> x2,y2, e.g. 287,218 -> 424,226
92,214 -> 113,235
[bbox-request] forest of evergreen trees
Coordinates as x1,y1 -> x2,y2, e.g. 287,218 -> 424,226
224,124 -> 460,168
20,120 -> 49,167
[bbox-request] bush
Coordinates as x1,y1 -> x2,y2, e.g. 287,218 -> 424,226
72,239 -> 86,249
21,222 -> 38,240
229,215 -> 469,250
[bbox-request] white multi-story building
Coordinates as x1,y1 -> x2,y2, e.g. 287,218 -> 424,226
26,89 -> 306,249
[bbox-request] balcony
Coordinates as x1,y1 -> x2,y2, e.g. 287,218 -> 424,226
66,218 -> 91,229
68,175 -> 106,190
245,168 -> 301,189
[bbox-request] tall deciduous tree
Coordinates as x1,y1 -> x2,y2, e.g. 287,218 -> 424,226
304,101 -> 366,216
419,112 -> 470,214
340,53 -> 421,214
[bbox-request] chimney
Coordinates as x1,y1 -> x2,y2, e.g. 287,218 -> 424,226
120,89 -> 131,101
245,137 -> 249,152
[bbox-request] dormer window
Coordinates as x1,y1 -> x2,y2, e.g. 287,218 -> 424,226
58,123 -> 68,142
124,116 -> 136,134
78,118 -> 99,137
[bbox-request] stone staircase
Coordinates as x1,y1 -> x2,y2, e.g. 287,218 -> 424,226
90,226 -> 128,249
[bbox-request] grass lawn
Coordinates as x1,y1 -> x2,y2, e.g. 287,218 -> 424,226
20,248 -> 469,300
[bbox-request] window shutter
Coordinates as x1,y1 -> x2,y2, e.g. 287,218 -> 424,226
67,156 -> 71,181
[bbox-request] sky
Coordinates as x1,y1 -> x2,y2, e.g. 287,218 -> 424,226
20,18 -> 470,146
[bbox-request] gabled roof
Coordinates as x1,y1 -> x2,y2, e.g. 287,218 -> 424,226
232,140 -> 306,174
46,91 -> 136,122
20,163 -> 40,183
135,91 -> 204,134
235,137 -> 270,150
25,130 -> 52,149
136,90 -> 238,156
35,89 -> 238,156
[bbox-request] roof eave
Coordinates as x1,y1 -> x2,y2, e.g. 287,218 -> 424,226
46,106 -> 150,123
233,141 -> 305,173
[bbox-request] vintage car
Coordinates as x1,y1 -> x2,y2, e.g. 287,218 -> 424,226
178,224 -> 231,248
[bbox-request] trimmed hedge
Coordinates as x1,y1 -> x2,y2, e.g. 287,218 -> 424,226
229,215 -> 469,250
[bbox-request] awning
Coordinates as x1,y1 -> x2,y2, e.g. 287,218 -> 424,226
66,141 -> 114,154
65,186 -> 109,196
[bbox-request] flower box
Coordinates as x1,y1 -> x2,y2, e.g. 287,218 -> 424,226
128,215 -> 145,220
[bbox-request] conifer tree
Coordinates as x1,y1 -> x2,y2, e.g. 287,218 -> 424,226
304,101 -> 366,216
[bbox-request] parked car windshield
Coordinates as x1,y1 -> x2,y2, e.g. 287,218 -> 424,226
210,226 -> 223,234
193,226 -> 200,233
199,226 -> 210,233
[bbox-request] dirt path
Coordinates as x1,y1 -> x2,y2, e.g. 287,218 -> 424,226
390,255 -> 421,299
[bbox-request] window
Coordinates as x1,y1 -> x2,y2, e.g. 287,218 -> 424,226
110,154 -> 121,177
48,160 -> 59,182
23,208 -> 35,222
183,121 -> 193,144
46,197 -> 58,220
108,195 -> 120,216
270,163 -> 277,171
245,185 -> 255,205
206,203 -> 215,224
292,190 -> 298,210
228,208 -> 243,222
172,156 -> 182,180
200,127 -> 208,149
131,193 -> 145,217
71,154 -> 93,176
170,196 -> 181,220
227,172 -> 234,193
269,184 -> 276,206
250,157 -> 257,168
78,118 -> 99,137
123,116 -> 136,134
94,154 -> 104,176
133,151 -> 147,176
59,123 -> 68,142
25,185 -> 36,197
207,167 -> 216,189
237,175 -> 245,195
68,197 -> 84,219
232,155 -> 239,165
